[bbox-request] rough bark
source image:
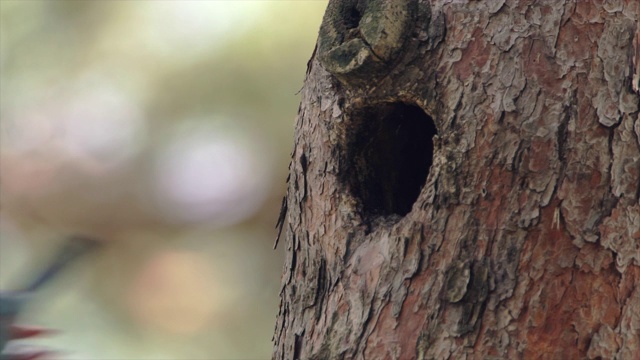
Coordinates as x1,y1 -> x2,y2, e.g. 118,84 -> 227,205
273,1 -> 640,359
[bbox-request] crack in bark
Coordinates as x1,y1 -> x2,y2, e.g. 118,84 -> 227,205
313,259 -> 328,321
354,297 -> 375,358
300,152 -> 309,201
274,193 -> 289,249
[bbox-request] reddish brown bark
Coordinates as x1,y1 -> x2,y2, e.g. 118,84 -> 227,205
274,1 -> 639,359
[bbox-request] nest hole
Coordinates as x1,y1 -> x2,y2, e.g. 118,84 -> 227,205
346,102 -> 437,218
345,7 -> 362,29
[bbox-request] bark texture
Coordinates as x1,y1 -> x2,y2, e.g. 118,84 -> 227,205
273,1 -> 640,359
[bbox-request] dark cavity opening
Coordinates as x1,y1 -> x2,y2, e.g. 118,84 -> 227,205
344,7 -> 362,29
346,102 -> 437,218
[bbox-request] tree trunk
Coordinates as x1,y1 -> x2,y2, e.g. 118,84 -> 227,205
273,1 -> 640,359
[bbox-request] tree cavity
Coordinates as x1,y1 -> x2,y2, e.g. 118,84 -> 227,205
345,102 -> 437,220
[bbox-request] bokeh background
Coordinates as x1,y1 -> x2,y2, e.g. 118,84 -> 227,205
0,1 -> 327,359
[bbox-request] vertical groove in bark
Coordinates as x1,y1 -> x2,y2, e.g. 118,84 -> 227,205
274,1 -> 640,359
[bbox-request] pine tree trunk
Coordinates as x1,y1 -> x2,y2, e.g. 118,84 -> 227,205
273,1 -> 640,359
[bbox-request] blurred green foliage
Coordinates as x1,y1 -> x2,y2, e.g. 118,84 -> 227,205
0,1 -> 327,359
